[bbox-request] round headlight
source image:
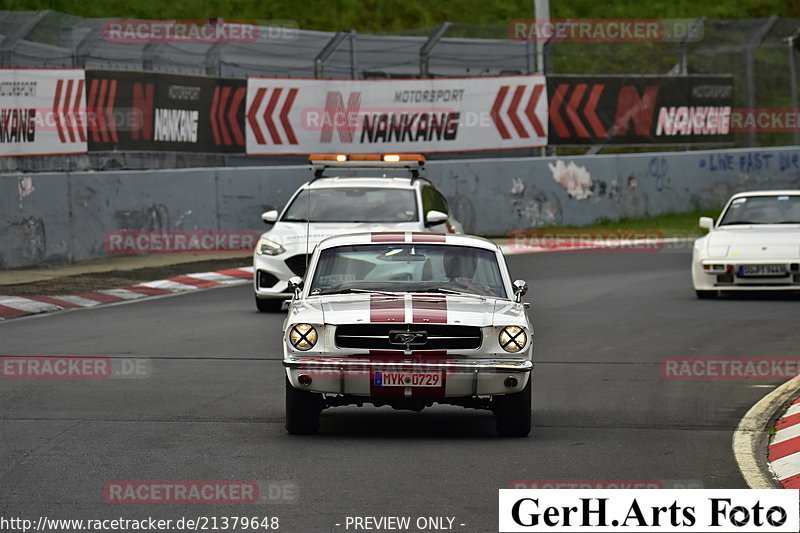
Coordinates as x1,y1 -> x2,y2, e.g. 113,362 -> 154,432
289,323 -> 317,351
499,326 -> 527,353
256,238 -> 286,256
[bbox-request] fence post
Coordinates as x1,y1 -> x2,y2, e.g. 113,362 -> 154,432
349,30 -> 358,79
744,16 -> 778,147
315,31 -> 348,79
419,22 -> 451,78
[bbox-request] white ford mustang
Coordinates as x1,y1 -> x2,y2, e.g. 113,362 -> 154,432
281,232 -> 533,436
692,190 -> 800,298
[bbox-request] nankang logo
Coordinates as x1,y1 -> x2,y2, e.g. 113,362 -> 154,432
154,108 -> 199,143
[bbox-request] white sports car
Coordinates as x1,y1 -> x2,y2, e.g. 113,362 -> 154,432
253,154 -> 462,311
281,232 -> 533,436
692,190 -> 800,298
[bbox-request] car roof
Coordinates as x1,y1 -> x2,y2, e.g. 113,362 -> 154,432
729,190 -> 800,199
303,176 -> 428,190
317,232 -> 500,252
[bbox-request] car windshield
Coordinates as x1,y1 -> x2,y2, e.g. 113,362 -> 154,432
282,187 -> 417,223
718,195 -> 800,225
308,244 -> 508,298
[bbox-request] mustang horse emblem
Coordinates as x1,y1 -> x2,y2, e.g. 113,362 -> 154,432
389,330 -> 427,347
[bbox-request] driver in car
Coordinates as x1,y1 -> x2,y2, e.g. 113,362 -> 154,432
443,248 -> 492,295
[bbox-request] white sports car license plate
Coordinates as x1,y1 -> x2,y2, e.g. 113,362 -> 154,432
738,264 -> 787,277
374,371 -> 442,387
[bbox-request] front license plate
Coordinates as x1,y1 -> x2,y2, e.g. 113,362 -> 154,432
374,371 -> 442,387
738,264 -> 787,277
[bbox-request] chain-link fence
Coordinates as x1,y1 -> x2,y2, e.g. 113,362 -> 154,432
1,10 -> 799,167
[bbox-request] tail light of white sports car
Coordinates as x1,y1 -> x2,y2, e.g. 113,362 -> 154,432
289,323 -> 318,351
255,238 -> 286,256
499,326 -> 528,353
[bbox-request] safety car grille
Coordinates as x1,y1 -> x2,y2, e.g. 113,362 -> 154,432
335,324 -> 482,351
285,254 -> 310,277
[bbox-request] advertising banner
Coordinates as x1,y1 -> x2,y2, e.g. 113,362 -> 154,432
0,68 -> 87,157
86,70 -> 246,153
246,75 -> 548,154
546,75 -> 734,145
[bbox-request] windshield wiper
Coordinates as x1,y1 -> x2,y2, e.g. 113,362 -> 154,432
419,287 -> 487,299
314,288 -> 400,296
719,221 -> 761,226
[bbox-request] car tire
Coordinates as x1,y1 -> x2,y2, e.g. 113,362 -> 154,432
494,378 -> 532,437
255,296 -> 284,312
695,290 -> 718,300
285,376 -> 322,435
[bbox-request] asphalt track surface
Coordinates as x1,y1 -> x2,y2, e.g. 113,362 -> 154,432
1,244 -> 798,532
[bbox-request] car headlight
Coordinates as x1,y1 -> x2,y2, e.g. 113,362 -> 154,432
499,326 -> 527,353
256,238 -> 285,256
289,323 -> 317,351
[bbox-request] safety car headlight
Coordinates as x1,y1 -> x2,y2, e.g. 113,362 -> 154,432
256,238 -> 286,256
499,326 -> 527,353
289,323 -> 317,351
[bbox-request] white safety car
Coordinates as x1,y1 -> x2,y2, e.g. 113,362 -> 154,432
253,154 -> 462,311
281,232 -> 533,437
692,190 -> 800,298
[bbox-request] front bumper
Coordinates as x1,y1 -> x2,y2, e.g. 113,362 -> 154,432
284,356 -> 532,397
693,259 -> 800,290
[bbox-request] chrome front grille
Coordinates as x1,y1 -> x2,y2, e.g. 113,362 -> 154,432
335,324 -> 482,350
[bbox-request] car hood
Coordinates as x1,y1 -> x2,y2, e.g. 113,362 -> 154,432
287,293 -> 528,328
705,226 -> 800,258
262,222 -> 421,253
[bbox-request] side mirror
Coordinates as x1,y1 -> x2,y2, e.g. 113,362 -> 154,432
261,210 -> 279,224
425,210 -> 448,226
699,217 -> 714,230
512,279 -> 528,303
287,276 -> 303,296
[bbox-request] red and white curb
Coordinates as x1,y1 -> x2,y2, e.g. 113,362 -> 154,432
769,395 -> 800,489
0,267 -> 253,321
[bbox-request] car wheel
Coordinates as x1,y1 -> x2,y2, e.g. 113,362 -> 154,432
493,378 -> 532,437
285,376 -> 322,435
695,290 -> 718,300
255,296 -> 284,312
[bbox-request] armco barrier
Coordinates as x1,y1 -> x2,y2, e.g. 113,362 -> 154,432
2,146 -> 800,268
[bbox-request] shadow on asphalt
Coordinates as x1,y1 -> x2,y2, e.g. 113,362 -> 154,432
310,407 -> 528,439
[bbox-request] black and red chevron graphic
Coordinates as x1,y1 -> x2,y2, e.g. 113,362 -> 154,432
490,84 -> 545,140
548,83 -> 606,139
86,78 -> 119,143
210,86 -> 246,146
52,79 -> 87,143
247,87 -> 298,145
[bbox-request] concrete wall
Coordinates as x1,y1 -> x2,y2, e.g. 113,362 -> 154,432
3,146 -> 800,268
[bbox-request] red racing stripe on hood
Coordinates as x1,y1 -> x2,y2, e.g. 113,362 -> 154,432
370,294 -> 405,323
412,294 -> 448,323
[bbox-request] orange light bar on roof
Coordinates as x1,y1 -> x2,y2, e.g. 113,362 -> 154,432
308,153 -> 425,164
